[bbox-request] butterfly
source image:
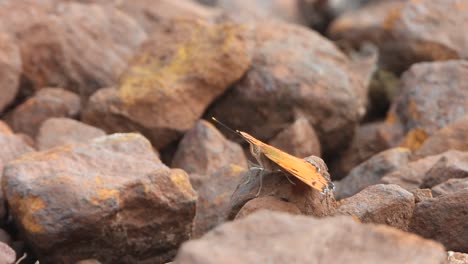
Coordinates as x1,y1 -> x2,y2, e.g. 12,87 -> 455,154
211,117 -> 334,193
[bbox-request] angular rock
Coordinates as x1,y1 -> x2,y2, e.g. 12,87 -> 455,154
191,165 -> 247,238
83,20 -> 251,149
7,88 -> 81,137
337,184 -> 415,230
334,147 -> 410,200
447,251 -> 468,264
268,117 -> 321,158
420,151 -> 468,188
330,121 -> 392,179
0,229 -> 12,245
0,242 -> 15,264
410,189 -> 432,203
0,31 -> 21,113
235,196 -> 301,219
409,189 -> 468,252
330,0 -> 468,72
36,118 -> 105,150
172,120 -> 247,176
208,20 -> 367,156
0,121 -> 13,135
0,132 -> 35,176
0,1 -> 147,96
174,211 -> 447,264
431,178 -> 468,198
3,133 -> 197,263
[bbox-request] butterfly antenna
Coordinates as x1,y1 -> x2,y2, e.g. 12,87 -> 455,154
211,117 -> 243,137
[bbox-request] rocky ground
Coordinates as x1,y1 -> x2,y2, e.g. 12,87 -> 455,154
0,0 -> 467,263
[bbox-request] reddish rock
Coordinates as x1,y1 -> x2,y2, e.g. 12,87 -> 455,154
2,133 -> 197,263
420,151 -> 468,188
82,20 -> 251,149
409,189 -> 468,252
413,115 -> 468,160
447,251 -> 468,264
0,229 -> 12,246
334,147 -> 410,200
75,259 -> 102,264
36,118 -> 105,150
0,31 -> 21,113
0,242 -> 15,264
172,120 -> 247,176
208,20 -> 367,156
431,178 -> 468,198
6,88 -> 81,137
337,184 -> 415,230
268,117 -> 321,158
330,121 -> 393,179
174,211 -> 447,264
191,165 -> 247,238
0,121 -> 13,135
235,196 -> 301,219
410,189 -> 433,203
0,1 -> 147,96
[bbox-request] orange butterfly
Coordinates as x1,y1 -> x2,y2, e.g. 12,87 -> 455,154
212,117 -> 334,193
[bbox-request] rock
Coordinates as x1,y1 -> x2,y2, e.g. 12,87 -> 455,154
0,121 -> 13,135
329,0 -> 468,73
334,148 -> 410,200
6,88 -> 81,137
191,165 -> 247,238
235,196 -> 301,219
172,120 -> 247,176
381,150 -> 463,190
410,189 -> 432,203
0,1 -> 147,96
420,151 -> 468,188
409,189 -> 468,252
3,133 -> 197,263
229,156 -> 337,218
268,117 -> 321,158
413,115 -> 468,160
208,20 -> 367,156
447,251 -> 468,264
0,31 -> 21,113
82,20 -> 251,149
0,242 -> 15,264
431,178 -> 468,198
0,229 -> 12,245
174,211 -> 447,264
330,121 -> 392,179
75,259 -> 102,264
36,118 -> 106,150
337,184 -> 415,230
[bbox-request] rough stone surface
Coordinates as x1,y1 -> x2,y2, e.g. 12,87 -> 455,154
2,133 -> 197,263
208,20 -> 367,156
7,88 -> 81,137
191,165 -> 247,238
0,121 -> 13,135
36,118 -> 106,150
268,117 -> 321,158
431,178 -> 468,198
334,148 -> 410,200
0,31 -> 21,113
82,20 -> 251,149
172,120 -> 247,176
447,251 -> 468,264
410,189 -> 432,203
409,189 -> 468,253
174,211 -> 447,264
420,151 -> 468,188
337,184 -> 415,230
235,196 -> 301,219
0,241 -> 15,264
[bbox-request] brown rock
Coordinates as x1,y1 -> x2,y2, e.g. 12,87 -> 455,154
409,189 -> 468,252
2,133 -> 197,263
411,189 -> 433,203
0,31 -> 21,113
7,88 -> 81,137
75,259 -> 102,264
330,0 -> 468,73
431,178 -> 468,198
381,150 -> 462,190
334,147 -> 410,200
0,229 -> 12,245
0,121 -> 13,135
420,151 -> 468,188
36,118 -> 105,150
413,115 -> 468,160
0,242 -> 15,264
337,184 -> 415,230
0,1 -> 147,96
172,120 -> 247,176
174,211 -> 447,264
447,251 -> 468,264
330,121 -> 392,179
191,165 -> 247,238
83,20 -> 251,149
235,196 -> 301,219
268,117 -> 321,158
208,20 -> 367,156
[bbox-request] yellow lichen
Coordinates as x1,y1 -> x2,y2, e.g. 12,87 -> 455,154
16,196 -> 46,233
400,128 -> 429,151
170,170 -> 196,199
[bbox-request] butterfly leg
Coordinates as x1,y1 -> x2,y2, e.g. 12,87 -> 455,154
244,166 -> 263,185
283,172 -> 296,185
255,169 -> 264,197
